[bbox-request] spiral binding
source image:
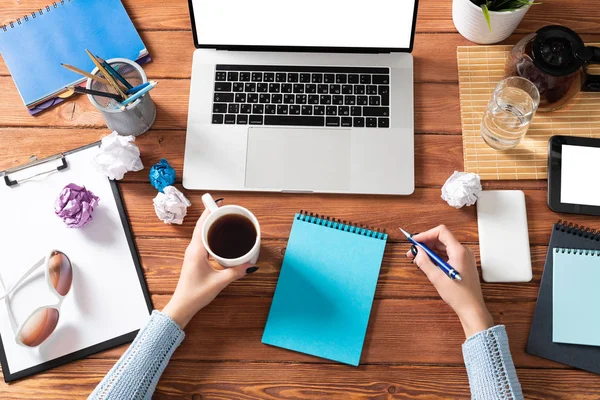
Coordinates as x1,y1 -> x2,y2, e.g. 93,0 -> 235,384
555,220 -> 600,241
296,210 -> 387,240
2,0 -> 72,32
554,248 -> 600,256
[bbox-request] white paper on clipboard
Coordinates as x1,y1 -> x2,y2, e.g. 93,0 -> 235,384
0,145 -> 150,379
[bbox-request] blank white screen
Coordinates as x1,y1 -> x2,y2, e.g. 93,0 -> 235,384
561,145 -> 600,206
191,0 -> 416,49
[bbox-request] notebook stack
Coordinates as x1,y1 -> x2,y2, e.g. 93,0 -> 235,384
527,221 -> 600,374
0,0 -> 149,115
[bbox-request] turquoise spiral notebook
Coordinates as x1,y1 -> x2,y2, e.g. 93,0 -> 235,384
553,248 -> 600,347
262,212 -> 387,366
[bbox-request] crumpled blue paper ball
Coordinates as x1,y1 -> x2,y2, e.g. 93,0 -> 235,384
149,158 -> 176,192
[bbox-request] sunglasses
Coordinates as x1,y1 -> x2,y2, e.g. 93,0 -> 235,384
0,250 -> 73,347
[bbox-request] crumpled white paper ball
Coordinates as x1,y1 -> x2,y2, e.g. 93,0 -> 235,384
153,186 -> 192,225
441,171 -> 482,209
94,131 -> 144,180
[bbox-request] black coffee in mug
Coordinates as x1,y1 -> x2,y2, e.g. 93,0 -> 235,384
207,214 -> 257,259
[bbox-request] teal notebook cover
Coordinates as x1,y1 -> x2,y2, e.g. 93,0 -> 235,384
262,212 -> 387,366
0,0 -> 147,107
553,248 -> 600,347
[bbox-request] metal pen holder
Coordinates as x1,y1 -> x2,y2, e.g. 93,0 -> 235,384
86,58 -> 156,136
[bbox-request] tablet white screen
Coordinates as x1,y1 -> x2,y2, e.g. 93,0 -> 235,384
561,145 -> 600,206
191,0 -> 417,50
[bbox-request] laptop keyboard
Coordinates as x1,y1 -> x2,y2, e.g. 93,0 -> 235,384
212,65 -> 390,128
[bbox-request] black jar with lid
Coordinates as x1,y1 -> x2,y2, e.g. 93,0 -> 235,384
505,25 -> 600,112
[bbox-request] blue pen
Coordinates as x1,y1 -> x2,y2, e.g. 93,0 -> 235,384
400,228 -> 462,281
125,81 -> 151,95
121,81 -> 157,108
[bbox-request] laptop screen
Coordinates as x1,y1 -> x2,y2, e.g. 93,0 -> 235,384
189,0 -> 418,51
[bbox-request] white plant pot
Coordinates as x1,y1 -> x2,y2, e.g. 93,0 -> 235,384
452,0 -> 531,44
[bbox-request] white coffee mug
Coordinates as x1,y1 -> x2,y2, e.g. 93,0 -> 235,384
201,193 -> 261,267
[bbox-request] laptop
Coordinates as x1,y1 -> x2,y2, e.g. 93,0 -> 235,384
183,0 -> 418,195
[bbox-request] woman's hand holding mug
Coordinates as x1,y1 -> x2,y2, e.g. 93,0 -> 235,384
162,196 -> 260,329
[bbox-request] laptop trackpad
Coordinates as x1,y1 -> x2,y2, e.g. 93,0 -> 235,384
245,127 -> 351,191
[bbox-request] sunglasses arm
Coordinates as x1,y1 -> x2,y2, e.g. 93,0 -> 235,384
0,275 -> 19,333
0,257 -> 46,301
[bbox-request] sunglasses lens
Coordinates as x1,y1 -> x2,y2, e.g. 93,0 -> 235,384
18,308 -> 59,347
48,251 -> 72,296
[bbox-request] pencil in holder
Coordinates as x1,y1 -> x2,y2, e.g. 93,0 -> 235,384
86,58 -> 156,137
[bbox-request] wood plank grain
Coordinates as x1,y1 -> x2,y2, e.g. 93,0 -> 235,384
154,363 -> 600,400
156,362 -> 600,400
0,0 -> 191,32
0,78 -> 461,134
137,238 -> 548,302
58,296 -> 556,368
0,31 -> 480,81
157,362 -> 473,400
0,128 -> 181,175
412,33 -> 600,83
3,32 -> 600,83
2,0 -> 598,34
0,30 -> 199,78
118,295 -> 556,368
1,0 -> 598,398
120,185 -> 474,240
2,360 -> 599,400
38,242 -> 548,363
416,0 -> 600,34
0,78 -> 190,130
0,32 -> 468,81
0,31 -> 195,79
0,128 -> 550,191
0,129 -> 464,187
119,185 -> 600,244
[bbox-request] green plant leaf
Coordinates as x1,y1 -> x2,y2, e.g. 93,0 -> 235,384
481,4 -> 492,31
492,0 -> 511,9
471,0 -> 537,11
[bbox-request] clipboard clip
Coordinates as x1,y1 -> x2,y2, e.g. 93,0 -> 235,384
3,154 -> 68,187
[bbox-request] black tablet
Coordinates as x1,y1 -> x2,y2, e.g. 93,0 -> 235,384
548,136 -> 600,216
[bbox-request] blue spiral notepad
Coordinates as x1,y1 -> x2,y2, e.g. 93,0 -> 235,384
0,0 -> 148,113
527,221 -> 600,375
553,248 -> 600,347
262,212 -> 387,366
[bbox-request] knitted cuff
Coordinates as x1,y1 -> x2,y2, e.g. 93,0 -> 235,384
462,325 -> 523,400
88,310 -> 185,400
153,310 -> 186,338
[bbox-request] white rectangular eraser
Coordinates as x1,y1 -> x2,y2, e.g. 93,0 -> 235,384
477,190 -> 532,283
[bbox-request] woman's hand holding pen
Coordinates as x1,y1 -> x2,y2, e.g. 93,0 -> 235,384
406,225 -> 494,338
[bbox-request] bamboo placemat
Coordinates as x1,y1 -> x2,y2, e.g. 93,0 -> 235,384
458,44 -> 600,180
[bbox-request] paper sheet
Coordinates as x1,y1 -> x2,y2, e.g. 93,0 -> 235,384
0,146 -> 150,375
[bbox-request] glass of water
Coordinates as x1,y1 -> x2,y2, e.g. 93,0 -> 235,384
480,77 -> 540,150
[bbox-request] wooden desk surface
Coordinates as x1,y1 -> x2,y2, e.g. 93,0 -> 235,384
1,0 -> 600,398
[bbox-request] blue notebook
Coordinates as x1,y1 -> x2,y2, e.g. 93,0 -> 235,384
262,212 -> 387,366
553,248 -> 600,347
0,0 -> 148,113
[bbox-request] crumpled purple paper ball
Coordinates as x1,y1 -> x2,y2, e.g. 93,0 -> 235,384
55,183 -> 100,228
149,158 -> 176,193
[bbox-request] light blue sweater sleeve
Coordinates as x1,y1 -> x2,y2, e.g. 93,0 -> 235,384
88,315 -> 521,399
88,310 -> 185,400
462,325 -> 524,400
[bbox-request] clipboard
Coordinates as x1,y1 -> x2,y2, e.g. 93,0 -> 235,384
0,143 -> 152,382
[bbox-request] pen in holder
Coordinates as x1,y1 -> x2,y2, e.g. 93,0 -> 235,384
86,58 -> 156,137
